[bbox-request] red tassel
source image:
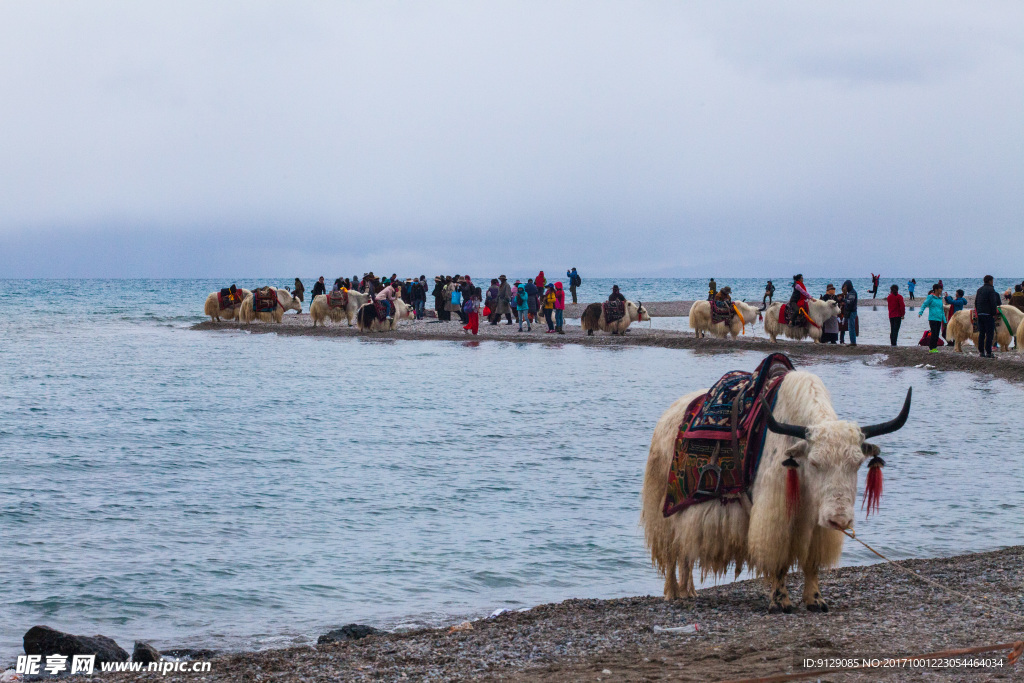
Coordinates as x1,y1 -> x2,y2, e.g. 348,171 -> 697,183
785,466 -> 800,517
863,456 -> 884,517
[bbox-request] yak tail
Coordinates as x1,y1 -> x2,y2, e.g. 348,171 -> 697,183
580,303 -> 601,331
357,304 -> 374,331
204,295 -> 217,318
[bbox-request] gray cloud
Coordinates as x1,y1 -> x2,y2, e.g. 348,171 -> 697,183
0,1 -> 1021,277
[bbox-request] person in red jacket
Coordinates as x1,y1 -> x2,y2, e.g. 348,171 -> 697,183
886,284 -> 906,346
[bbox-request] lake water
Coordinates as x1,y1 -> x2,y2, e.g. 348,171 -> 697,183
1,279 -> 1022,659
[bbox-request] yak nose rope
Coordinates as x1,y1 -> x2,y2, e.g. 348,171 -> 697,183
841,529 -> 1024,623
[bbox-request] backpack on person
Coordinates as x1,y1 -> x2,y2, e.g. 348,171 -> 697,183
572,273 -> 582,287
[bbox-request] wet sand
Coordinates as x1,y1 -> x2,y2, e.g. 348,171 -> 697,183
102,546 -> 1024,682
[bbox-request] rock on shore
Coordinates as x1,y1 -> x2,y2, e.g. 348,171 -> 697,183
22,625 -> 129,664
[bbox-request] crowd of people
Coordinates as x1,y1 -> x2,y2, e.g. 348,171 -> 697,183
724,273 -> 1023,354
287,270 -> 1022,351
295,268 -> 585,335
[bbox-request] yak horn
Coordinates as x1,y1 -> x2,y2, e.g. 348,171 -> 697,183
760,396 -> 808,440
860,388 -> 912,439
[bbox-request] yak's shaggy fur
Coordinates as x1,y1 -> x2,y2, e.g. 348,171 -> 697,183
580,301 -> 650,335
356,298 -> 415,332
763,299 -> 840,343
309,291 -> 371,327
642,371 -> 886,613
689,300 -> 762,339
237,288 -> 302,324
203,289 -> 251,322
946,306 -> 1023,353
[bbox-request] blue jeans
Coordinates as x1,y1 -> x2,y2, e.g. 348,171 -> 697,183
846,311 -> 858,345
555,309 -> 564,330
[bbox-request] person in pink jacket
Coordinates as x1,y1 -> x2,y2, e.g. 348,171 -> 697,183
554,281 -> 566,335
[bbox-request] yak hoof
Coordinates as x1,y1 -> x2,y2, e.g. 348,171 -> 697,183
768,604 -> 793,615
587,330 -> 593,336
806,601 -> 829,613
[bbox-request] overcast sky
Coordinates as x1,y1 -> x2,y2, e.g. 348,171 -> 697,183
0,1 -> 1021,278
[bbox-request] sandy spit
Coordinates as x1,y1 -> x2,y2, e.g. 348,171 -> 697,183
193,313 -> 1024,386
98,546 -> 1024,682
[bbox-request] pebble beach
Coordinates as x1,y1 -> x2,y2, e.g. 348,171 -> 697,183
96,546 -> 1023,682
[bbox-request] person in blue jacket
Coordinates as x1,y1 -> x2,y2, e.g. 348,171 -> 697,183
918,283 -> 946,352
515,284 -> 531,332
566,267 -> 582,304
943,289 -> 968,341
944,289 -> 968,314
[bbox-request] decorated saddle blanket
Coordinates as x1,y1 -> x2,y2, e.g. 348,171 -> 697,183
218,288 -> 242,309
253,287 -> 279,313
372,299 -> 388,321
662,353 -> 795,517
779,303 -> 801,327
780,302 -> 817,328
327,290 -> 349,309
711,300 -> 734,325
603,300 -> 626,323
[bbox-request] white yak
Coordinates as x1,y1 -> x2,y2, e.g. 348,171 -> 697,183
1018,317 -> 1024,353
945,306 -> 1024,353
356,298 -> 415,332
309,290 -> 372,327
689,300 -> 763,339
203,288 -> 252,322
641,371 -> 911,612
237,287 -> 302,324
580,301 -> 650,336
763,300 -> 840,343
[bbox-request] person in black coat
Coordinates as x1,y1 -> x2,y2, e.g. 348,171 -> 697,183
431,276 -> 448,321
311,277 -> 327,299
975,275 -> 1002,358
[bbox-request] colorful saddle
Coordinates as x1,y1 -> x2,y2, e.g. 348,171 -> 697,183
253,287 -> 279,313
711,300 -> 733,324
327,290 -> 349,309
662,353 -> 795,517
603,300 -> 626,324
218,288 -> 242,309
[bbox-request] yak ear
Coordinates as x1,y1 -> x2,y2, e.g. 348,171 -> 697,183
861,442 -> 880,458
785,441 -> 809,460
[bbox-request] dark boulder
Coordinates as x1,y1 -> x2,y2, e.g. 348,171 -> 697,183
23,625 -> 129,664
317,624 -> 379,644
132,641 -> 162,663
